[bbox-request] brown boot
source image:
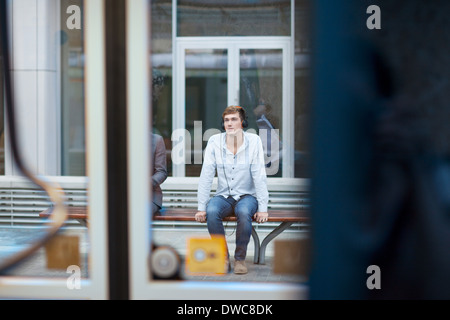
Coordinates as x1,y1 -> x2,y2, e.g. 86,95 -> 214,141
234,260 -> 248,274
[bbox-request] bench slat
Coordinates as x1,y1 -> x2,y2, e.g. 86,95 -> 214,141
40,207 -> 87,220
156,208 -> 309,223
40,206 -> 309,223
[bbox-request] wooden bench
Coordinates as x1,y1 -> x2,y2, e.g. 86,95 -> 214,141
40,206 -> 309,265
155,207 -> 309,264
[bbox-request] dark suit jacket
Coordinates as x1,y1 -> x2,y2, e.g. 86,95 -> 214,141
151,133 -> 168,209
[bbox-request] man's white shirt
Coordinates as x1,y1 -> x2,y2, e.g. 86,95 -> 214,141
197,131 -> 269,212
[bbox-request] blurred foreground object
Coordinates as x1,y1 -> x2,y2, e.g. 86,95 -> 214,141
186,236 -> 228,275
309,0 -> 450,299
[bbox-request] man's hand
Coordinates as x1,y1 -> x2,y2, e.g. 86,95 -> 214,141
253,212 -> 269,223
195,211 -> 207,223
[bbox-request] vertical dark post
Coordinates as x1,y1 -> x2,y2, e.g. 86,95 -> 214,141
104,0 -> 129,300
309,1 -> 380,299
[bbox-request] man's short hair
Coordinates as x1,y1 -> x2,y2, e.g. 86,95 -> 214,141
222,105 -> 246,121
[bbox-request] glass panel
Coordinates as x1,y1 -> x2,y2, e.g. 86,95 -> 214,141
240,49 -> 283,177
61,0 -> 86,176
0,41 -> 4,175
177,0 -> 291,37
185,49 -> 228,177
148,3 -> 310,289
151,0 -> 173,176
0,1 -> 90,281
294,0 -> 311,178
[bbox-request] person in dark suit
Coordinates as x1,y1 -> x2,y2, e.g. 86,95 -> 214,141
151,132 -> 168,215
150,68 -> 168,215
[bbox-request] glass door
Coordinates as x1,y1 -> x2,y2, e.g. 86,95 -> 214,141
239,48 -> 284,177
174,38 -> 291,178
183,47 -> 228,177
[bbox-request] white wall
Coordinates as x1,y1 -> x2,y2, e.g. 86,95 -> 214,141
6,0 -> 60,176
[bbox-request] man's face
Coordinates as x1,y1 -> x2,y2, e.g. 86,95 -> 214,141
223,112 -> 243,135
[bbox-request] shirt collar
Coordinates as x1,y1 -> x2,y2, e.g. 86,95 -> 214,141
222,131 -> 248,155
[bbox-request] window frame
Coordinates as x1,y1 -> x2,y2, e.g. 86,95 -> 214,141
129,0 -> 307,300
0,0 -> 109,300
173,37 -> 294,178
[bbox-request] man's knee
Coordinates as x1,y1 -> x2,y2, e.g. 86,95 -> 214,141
206,208 -> 221,221
234,208 -> 254,221
206,197 -> 231,221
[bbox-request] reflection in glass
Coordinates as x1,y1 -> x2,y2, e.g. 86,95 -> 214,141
240,49 -> 283,177
0,47 -> 3,175
178,0 -> 291,37
185,49 -> 228,177
61,0 -> 85,176
294,0 -> 312,178
151,0 -> 173,176
0,0 -> 89,279
151,0 -> 311,286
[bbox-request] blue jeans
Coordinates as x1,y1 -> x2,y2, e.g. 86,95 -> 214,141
206,195 -> 258,261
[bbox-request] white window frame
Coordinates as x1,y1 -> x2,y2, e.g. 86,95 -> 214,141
0,0 -> 109,299
129,0 -> 307,300
4,0 -> 62,177
173,37 -> 294,179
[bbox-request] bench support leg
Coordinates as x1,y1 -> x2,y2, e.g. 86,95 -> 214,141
258,222 -> 293,265
251,227 -> 260,264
